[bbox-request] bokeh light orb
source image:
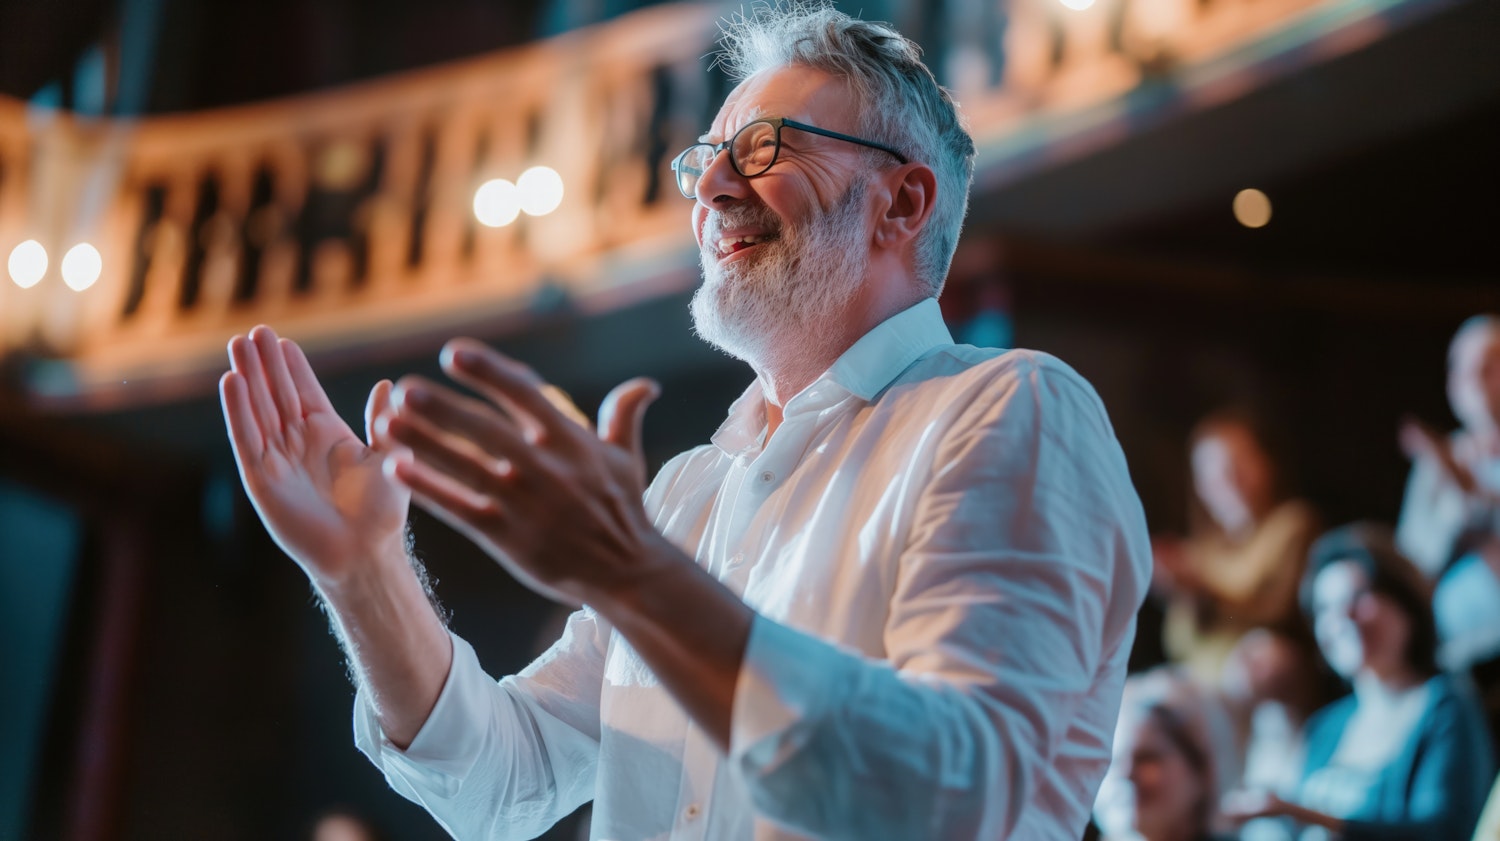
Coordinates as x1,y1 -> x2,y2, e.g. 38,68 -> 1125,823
1059,0 -> 1096,11
1233,188 -> 1273,228
518,166 -> 565,216
474,178 -> 521,227
62,243 -> 103,291
8,239 -> 47,288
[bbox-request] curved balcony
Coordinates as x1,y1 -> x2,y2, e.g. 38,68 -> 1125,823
0,0 -> 1484,412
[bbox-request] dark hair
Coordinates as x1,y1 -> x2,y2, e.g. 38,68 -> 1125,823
1299,522 -> 1440,677
1189,406 -> 1295,503
1143,703 -> 1215,832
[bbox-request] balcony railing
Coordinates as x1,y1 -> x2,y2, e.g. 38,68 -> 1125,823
0,0 -> 1433,410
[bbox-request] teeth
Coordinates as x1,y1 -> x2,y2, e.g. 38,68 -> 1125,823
717,234 -> 774,255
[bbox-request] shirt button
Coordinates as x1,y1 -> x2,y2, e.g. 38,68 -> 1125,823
684,803 -> 701,821
759,470 -> 775,483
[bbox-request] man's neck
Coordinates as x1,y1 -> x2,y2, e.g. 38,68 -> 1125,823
751,285 -> 929,442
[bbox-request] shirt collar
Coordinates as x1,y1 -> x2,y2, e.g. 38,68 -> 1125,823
710,298 -> 953,456
825,297 -> 953,401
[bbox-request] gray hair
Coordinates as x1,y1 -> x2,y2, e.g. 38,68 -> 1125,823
716,3 -> 977,295
1451,314 -> 1500,356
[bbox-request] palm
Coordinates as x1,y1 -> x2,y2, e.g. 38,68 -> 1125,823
222,327 -> 409,580
256,413 -> 407,569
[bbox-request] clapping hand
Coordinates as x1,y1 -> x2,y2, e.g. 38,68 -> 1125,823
374,338 -> 663,607
220,326 -> 412,582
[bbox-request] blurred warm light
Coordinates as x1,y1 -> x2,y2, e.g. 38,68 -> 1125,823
61,243 -> 103,291
474,178 -> 521,227
1059,0 -> 1096,10
1234,188 -> 1272,228
8,240 -> 47,288
518,166 -> 565,216
315,140 -> 369,192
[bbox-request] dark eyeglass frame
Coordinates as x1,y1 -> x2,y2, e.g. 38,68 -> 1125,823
670,117 -> 909,199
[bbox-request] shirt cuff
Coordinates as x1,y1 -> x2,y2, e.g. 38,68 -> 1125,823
729,615 -> 855,774
353,631 -> 490,797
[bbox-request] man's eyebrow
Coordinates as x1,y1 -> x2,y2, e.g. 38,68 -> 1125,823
700,106 -> 770,143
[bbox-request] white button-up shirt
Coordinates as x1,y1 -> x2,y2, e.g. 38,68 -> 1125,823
355,298 -> 1152,841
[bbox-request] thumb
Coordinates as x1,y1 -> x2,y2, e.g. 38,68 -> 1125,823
365,379 -> 395,448
599,377 -> 661,457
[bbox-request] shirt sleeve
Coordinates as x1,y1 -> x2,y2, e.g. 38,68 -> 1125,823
353,609 -> 610,841
727,354 -> 1151,840
1396,456 -> 1460,578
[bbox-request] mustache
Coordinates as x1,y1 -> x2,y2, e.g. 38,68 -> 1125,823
702,206 -> 783,244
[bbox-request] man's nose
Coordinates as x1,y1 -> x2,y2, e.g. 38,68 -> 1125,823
695,148 -> 750,207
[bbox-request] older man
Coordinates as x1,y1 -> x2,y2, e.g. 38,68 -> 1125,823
220,6 -> 1150,840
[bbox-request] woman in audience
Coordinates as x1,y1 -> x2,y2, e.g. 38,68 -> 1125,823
1095,669 -> 1238,841
1219,628 -> 1341,841
1224,523 -> 1494,839
1154,411 -> 1320,684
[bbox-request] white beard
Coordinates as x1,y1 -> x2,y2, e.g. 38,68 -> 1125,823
691,181 -> 869,370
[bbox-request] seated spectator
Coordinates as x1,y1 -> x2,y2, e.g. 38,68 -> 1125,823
308,807 -> 386,841
1095,669 -> 1239,841
1224,523 -> 1495,840
1397,314 -> 1500,727
1155,411 -> 1320,684
1219,628 -> 1342,841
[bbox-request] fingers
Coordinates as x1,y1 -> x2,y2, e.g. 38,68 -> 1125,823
366,379 -> 394,447
440,339 -> 572,447
220,370 -> 265,462
281,336 -> 335,417
228,333 -> 281,438
392,376 -> 532,464
599,377 -> 660,456
251,325 -> 302,423
383,453 -> 505,542
378,398 -> 522,495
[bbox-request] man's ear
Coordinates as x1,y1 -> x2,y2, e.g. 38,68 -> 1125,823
873,163 -> 937,249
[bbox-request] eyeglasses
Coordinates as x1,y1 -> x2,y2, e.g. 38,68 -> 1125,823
670,117 -> 909,199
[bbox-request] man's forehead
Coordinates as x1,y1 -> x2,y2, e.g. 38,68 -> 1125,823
701,103 -> 770,143
704,66 -> 848,140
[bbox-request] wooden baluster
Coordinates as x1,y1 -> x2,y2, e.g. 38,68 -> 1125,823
128,169 -> 196,337
195,155 -> 251,324
253,140 -> 307,320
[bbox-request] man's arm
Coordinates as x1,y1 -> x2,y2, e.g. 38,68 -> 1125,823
385,345 -> 1149,838
220,326 -> 450,747
376,339 -> 753,749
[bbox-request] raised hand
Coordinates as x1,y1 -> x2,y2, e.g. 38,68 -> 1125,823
374,338 -> 664,606
220,326 -> 411,583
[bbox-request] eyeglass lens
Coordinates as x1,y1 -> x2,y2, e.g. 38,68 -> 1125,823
674,120 -> 780,198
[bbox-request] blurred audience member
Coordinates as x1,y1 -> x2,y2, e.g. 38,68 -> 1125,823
1476,775 -> 1500,841
1219,628 -> 1342,841
1155,411 -> 1320,684
1224,523 -> 1494,840
309,807 -> 386,841
1095,669 -> 1240,841
1397,315 -> 1500,718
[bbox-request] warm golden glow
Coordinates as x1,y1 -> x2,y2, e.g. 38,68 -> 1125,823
61,243 -> 103,291
1233,188 -> 1272,228
474,178 -> 521,227
8,240 -> 47,288
518,166 -> 565,217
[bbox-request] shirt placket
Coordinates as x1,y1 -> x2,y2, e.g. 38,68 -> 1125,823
669,723 -> 719,840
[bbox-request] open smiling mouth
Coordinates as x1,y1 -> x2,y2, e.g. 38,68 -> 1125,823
717,233 -> 779,260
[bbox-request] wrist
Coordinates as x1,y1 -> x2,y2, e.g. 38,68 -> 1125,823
308,528 -> 417,604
